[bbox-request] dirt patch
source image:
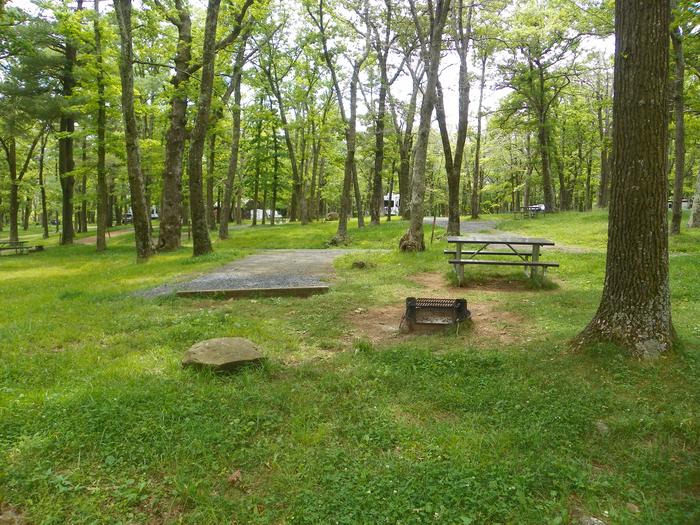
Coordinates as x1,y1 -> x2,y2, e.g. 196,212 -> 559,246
410,271 -> 533,293
344,272 -> 530,347
75,228 -> 133,245
0,506 -> 26,525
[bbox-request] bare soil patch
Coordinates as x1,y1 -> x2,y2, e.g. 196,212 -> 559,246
345,272 -> 528,348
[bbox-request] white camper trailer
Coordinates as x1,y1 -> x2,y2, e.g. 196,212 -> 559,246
383,193 -> 400,216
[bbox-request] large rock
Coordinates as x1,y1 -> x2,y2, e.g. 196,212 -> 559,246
182,337 -> 264,373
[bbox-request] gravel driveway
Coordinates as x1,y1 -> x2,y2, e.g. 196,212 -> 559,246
139,249 -> 378,297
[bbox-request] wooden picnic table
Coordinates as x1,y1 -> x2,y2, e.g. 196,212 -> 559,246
445,234 -> 558,286
0,240 -> 29,255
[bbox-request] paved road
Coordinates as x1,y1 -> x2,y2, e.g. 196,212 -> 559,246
140,249 -> 380,297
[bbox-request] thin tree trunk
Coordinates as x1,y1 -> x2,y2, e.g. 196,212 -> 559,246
187,0 -> 224,256
471,53 -> 487,219
400,0 -> 451,251
670,6 -> 685,235
271,129 -> 279,225
94,0 -> 107,251
689,162 -> 700,227
575,0 -> 673,357
206,131 -> 217,230
308,0 -> 368,243
114,0 -> 152,260
219,40 -> 246,239
38,133 -> 49,239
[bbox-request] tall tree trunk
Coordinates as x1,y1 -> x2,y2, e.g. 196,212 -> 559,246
38,132 -> 49,239
273,129 -> 280,225
435,0 -> 471,234
114,0 -> 152,260
187,0 -> 222,256
575,0 -> 673,357
689,162 -> 700,227
1,133 -> 41,242
370,64 -> 388,226
94,0 -> 108,251
670,6 -> 685,235
4,138 -> 19,243
252,117 -> 262,227
158,0 -> 192,251
470,53 -> 487,219
596,79 -> 611,208
219,40 -> 246,240
396,77 -> 419,220
58,1 -> 81,245
206,131 -> 217,230
308,0 -> 368,243
400,0 -> 451,251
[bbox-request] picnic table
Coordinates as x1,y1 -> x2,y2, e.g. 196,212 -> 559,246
513,205 -> 546,219
0,240 -> 29,255
445,234 -> 559,286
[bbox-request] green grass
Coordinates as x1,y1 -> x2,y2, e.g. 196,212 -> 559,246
1,215 -> 699,523
496,208 -> 700,252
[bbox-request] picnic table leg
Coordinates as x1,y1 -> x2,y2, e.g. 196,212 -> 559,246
456,243 -> 465,286
530,244 -> 541,279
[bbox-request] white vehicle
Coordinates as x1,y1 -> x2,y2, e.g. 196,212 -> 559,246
253,209 -> 283,221
383,193 -> 400,216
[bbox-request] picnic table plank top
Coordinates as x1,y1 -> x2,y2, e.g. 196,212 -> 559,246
446,234 -> 555,246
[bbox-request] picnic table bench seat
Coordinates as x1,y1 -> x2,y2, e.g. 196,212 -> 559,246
447,258 -> 559,268
445,234 -> 558,285
0,240 -> 30,255
444,249 -> 533,257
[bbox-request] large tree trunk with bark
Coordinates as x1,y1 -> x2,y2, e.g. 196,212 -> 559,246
114,0 -> 152,260
157,0 -> 192,251
58,1 -> 81,245
400,0 -> 451,251
670,6 -> 685,235
574,0 -> 673,358
187,0 -> 222,256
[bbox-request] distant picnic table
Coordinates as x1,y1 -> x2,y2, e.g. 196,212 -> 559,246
0,240 -> 29,255
513,205 -> 546,219
445,234 -> 559,286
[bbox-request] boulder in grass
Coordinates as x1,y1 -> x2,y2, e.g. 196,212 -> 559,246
325,211 -> 339,221
182,337 -> 264,373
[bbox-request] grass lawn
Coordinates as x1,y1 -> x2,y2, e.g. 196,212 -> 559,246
1,214 -> 699,524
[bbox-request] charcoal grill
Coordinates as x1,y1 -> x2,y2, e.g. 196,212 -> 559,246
403,297 -> 470,331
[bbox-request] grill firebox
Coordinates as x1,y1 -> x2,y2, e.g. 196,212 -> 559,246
403,297 -> 471,331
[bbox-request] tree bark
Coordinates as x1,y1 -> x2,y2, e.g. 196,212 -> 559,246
219,40 -> 246,240
94,0 -> 108,251
471,52 -> 487,219
575,0 -> 673,357
58,0 -> 82,245
187,0 -> 230,256
308,0 -> 369,243
38,132 -> 49,239
400,0 -> 451,251
1,133 -> 42,242
114,0 -> 152,260
689,163 -> 700,227
157,0 -> 193,251
670,6 -> 685,235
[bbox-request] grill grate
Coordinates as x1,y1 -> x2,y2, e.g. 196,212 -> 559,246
403,297 -> 471,331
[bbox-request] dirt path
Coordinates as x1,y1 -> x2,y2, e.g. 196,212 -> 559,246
75,228 -> 133,245
140,249 -> 382,297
